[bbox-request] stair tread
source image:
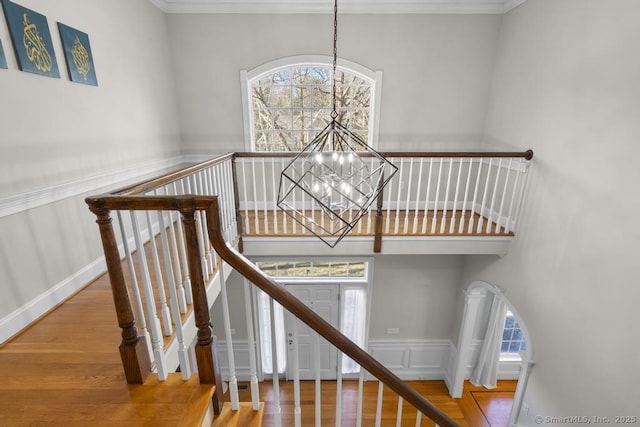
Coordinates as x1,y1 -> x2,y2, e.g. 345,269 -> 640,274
212,401 -> 265,427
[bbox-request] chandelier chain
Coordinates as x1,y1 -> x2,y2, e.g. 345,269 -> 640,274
331,0 -> 338,120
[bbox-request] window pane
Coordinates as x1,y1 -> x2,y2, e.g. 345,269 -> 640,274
257,260 -> 366,279
501,310 -> 526,354
249,63 -> 372,151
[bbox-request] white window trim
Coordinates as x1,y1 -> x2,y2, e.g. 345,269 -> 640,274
240,55 -> 383,151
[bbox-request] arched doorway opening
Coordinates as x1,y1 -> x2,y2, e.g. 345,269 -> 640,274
449,281 -> 534,426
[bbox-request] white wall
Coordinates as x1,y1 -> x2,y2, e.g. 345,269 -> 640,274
462,0 -> 640,421
0,0 -> 182,340
167,13 -> 501,153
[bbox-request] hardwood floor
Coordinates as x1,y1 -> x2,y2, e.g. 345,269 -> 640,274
0,274 -> 213,427
230,379 -> 517,426
241,209 -> 513,237
0,238 -> 516,426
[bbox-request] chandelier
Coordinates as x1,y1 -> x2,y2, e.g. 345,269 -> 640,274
277,0 -> 398,247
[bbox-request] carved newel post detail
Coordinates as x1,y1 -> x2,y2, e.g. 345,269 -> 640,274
87,200 -> 151,384
177,197 -> 224,414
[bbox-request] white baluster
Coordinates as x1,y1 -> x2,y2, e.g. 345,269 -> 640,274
211,165 -> 226,251
188,175 -> 209,277
219,263 -> 239,410
512,158 -> 531,232
314,331 -> 321,427
198,171 -> 215,269
375,381 -> 384,427
241,159 -> 251,233
496,158 -> 513,233
356,368 -> 365,427
116,211 -> 153,361
226,161 -> 238,241
251,158 -> 260,234
281,157 -> 288,234
450,158 -> 463,234
505,159 -> 523,234
262,158 -> 269,234
412,158 -> 423,234
173,181 -> 192,305
269,298 -> 282,427
477,159 -> 493,234
367,158 -> 375,234
403,158 -> 413,234
336,350 -> 343,427
243,280 -> 261,411
157,208 -> 191,379
486,158 -> 503,233
421,158 -> 433,234
396,397 -> 403,427
440,158 -> 453,234
130,210 -> 167,380
431,158 -> 443,234
394,158 -> 404,234
144,210 -> 173,336
164,199 -> 187,314
291,316 -> 302,427
459,158 -> 474,234
270,158 -> 278,234
468,158 -> 484,234
415,410 -> 422,427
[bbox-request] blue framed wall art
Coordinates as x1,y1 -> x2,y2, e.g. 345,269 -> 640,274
0,39 -> 7,69
0,0 -> 59,78
57,22 -> 97,86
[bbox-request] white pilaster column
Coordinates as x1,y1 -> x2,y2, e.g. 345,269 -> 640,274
449,288 -> 485,398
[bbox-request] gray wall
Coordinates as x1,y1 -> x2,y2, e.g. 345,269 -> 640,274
461,0 -> 640,419
167,13 -> 501,153
0,0 -> 181,323
212,255 -> 463,342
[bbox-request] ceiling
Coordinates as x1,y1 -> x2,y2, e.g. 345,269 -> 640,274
149,0 -> 527,14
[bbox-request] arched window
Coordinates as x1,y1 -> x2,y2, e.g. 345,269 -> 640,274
241,55 -> 382,151
501,309 -> 527,354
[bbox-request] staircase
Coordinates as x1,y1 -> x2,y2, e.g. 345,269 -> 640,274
83,150 -> 532,427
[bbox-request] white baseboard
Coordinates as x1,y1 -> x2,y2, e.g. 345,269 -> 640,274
0,256 -> 106,344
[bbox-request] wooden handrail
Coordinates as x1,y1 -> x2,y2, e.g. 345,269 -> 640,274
202,196 -> 458,427
112,153 -> 235,196
234,149 -> 534,160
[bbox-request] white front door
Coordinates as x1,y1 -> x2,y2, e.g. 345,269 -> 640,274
285,284 -> 339,380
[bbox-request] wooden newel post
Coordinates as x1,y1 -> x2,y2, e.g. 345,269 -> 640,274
178,198 -> 224,415
231,155 -> 244,253
373,170 -> 385,253
87,201 -> 151,384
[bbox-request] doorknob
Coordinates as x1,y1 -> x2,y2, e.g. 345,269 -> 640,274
287,333 -> 293,337
288,339 -> 293,345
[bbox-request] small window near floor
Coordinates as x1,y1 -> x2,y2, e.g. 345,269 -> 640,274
501,309 -> 526,357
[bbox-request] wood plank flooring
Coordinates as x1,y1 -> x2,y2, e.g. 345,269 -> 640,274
0,274 -> 214,427
240,209 -> 513,237
230,379 -> 517,426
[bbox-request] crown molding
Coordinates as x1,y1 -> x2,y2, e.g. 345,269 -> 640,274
149,0 -> 527,14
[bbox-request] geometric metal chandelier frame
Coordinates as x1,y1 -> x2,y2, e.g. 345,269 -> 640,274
277,0 -> 398,247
